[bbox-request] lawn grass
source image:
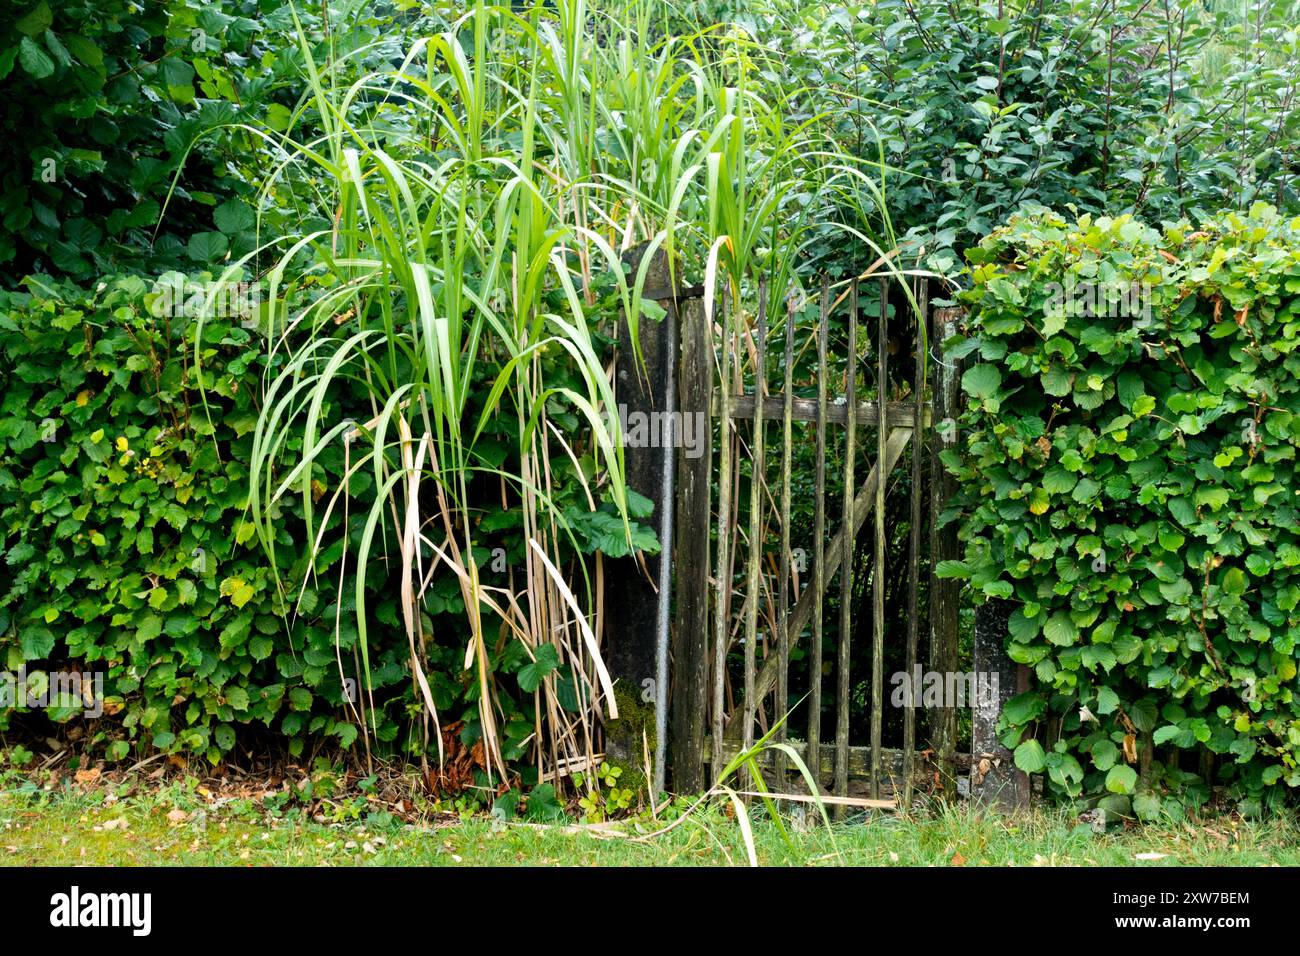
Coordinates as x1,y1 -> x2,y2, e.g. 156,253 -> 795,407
2,774 -> 1297,867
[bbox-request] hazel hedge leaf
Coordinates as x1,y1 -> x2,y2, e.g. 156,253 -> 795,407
948,203 -> 1300,806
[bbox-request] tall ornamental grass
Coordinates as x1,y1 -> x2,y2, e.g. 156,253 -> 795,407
201,0 -> 906,791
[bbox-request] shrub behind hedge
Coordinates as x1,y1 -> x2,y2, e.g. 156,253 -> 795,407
945,204 -> 1300,816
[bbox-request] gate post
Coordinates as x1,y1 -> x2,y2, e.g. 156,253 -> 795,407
604,245 -> 677,799
971,600 -> 1031,808
929,305 -> 962,799
670,292 -> 710,794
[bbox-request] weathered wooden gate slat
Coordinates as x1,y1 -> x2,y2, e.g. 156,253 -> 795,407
775,296 -> 795,783
741,282 -> 768,784
710,285 -> 735,777
835,281 -> 858,806
807,278 -> 830,789
870,281 -> 888,801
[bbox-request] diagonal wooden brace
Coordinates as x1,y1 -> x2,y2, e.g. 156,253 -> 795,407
724,425 -> 914,735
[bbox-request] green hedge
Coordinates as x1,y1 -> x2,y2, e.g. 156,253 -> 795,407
0,274 -> 388,762
945,204 -> 1300,816
0,275 -> 655,777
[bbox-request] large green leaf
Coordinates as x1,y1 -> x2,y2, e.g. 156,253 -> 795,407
961,363 -> 1002,400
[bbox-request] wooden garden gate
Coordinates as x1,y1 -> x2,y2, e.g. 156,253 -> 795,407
666,275 -> 956,809
604,250 -> 1027,810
